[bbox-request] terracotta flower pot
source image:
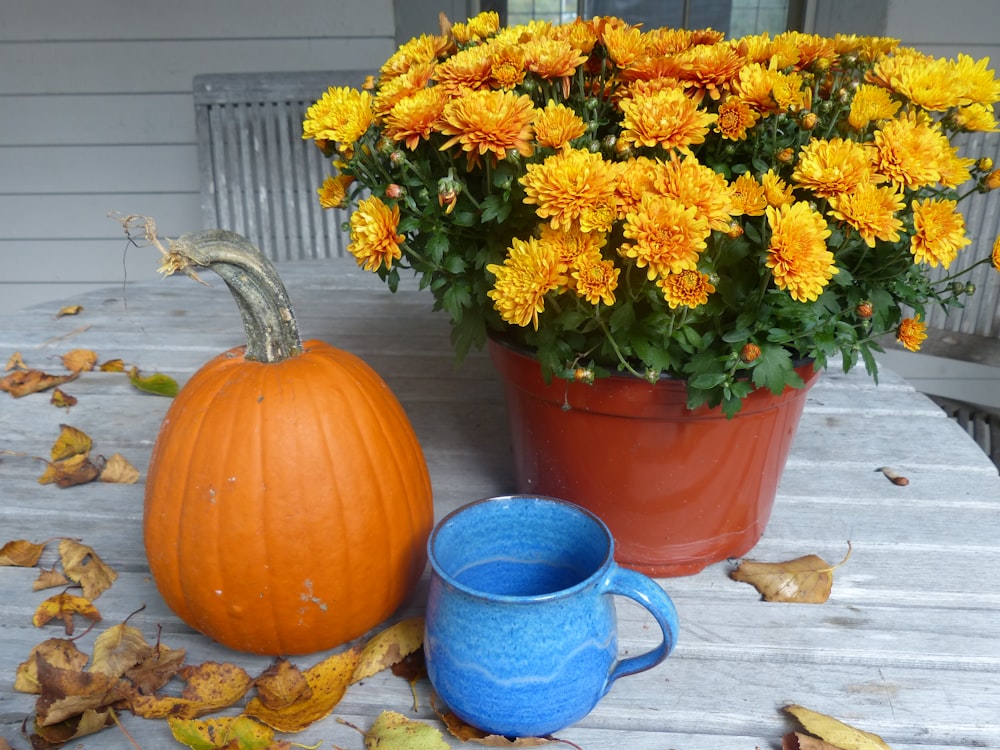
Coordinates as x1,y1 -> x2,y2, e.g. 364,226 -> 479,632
488,338 -> 821,577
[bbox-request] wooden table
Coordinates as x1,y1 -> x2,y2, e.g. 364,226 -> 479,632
2,258 -> 998,749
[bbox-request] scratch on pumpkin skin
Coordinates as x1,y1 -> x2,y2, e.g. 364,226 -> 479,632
300,579 -> 329,614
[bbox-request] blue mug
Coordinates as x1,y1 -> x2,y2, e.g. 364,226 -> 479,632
425,495 -> 679,738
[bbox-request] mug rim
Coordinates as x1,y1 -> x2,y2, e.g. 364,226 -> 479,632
428,494 -> 616,603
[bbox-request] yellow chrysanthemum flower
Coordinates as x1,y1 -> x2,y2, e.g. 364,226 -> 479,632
828,180 -> 904,248
534,100 -> 587,149
872,112 -> 950,189
655,156 -> 736,232
438,89 -> 535,168
379,33 -> 450,81
521,148 -> 622,231
317,175 -> 354,209
572,251 -> 620,306
992,234 -> 1000,272
953,103 -> 999,133
489,44 -> 527,90
450,10 -> 500,44
302,87 -> 374,148
765,201 -> 838,302
539,223 -> 608,267
731,173 -> 768,217
715,98 -> 760,140
792,137 -> 875,198
373,61 -> 436,119
615,157 -> 660,216
619,86 -> 717,152
487,237 -> 568,329
385,86 -> 450,150
761,169 -> 795,207
896,316 -> 928,352
620,194 -> 710,279
348,196 -> 405,271
601,24 -> 647,68
910,198 -> 971,268
673,41 -> 746,101
657,270 -> 716,310
848,83 -> 902,131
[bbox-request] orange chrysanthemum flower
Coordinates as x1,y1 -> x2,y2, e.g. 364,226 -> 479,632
433,44 -> 494,95
765,201 -> 838,302
731,173 -> 767,217
348,196 -> 405,271
572,251 -> 620,306
620,194 -> 710,279
540,223 -> 608,267
792,137 -> 875,198
992,234 -> 1000,272
910,198 -> 971,268
302,87 -> 374,148
615,157 -> 659,216
828,180 -> 904,248
385,86 -> 450,150
487,237 -> 568,329
715,98 -> 759,140
379,33 -> 451,82
871,112 -> 952,189
317,174 -> 355,209
673,41 -> 746,102
657,269 -> 716,309
848,84 -> 902,131
522,37 -> 589,97
373,61 -> 436,118
438,89 -> 535,168
521,148 -> 622,231
896,316 -> 928,352
450,10 -> 500,44
533,100 -> 587,149
619,85 -> 717,152
601,24 -> 648,69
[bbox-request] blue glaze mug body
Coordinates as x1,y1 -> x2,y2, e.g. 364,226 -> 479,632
425,495 -> 679,738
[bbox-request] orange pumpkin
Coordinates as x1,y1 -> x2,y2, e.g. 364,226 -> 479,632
144,230 -> 433,655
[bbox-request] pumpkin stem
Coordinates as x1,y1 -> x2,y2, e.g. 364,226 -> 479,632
163,229 -> 303,362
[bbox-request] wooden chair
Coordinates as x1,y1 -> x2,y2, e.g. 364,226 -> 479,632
193,70 -> 368,261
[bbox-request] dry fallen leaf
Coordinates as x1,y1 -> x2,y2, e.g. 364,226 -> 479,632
784,732 -> 845,749
32,592 -> 102,635
37,452 -> 103,488
50,387 -> 78,409
55,305 -> 84,318
0,538 -> 49,567
784,705 -> 891,750
50,424 -> 92,462
61,349 -> 98,373
244,647 -> 361,732
59,539 -> 118,601
33,566 -> 70,591
99,452 -> 140,484
0,368 -> 79,398
364,711 -> 450,750
130,661 -> 253,720
168,715 -> 276,750
34,655 -> 127,726
99,358 -> 126,372
31,707 -> 116,746
6,351 -> 27,370
15,638 -> 90,695
729,544 -> 852,603
125,643 -> 187,696
90,623 -> 152,678
435,704 -> 555,746
353,616 -> 425,683
254,657 -> 313,710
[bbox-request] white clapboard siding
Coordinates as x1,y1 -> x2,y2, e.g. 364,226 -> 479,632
0,0 -> 395,314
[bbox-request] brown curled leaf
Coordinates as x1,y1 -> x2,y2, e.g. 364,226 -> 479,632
729,544 -> 852,603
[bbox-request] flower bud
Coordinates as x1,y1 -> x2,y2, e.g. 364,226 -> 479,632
777,147 -> 795,164
965,282 -> 977,296
573,366 -> 595,384
740,342 -> 761,363
726,221 -> 744,239
978,157 -> 994,172
643,368 -> 661,384
855,301 -> 873,319
800,111 -> 818,130
985,169 -> 1000,191
385,183 -> 405,199
389,150 -> 408,167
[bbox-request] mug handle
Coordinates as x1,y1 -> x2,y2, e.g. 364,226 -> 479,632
601,564 -> 680,689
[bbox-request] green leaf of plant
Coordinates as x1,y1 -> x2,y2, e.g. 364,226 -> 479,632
127,368 -> 178,398
168,716 -> 275,750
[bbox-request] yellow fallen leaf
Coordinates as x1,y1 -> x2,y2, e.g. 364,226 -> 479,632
55,304 -> 83,318
364,711 -> 449,750
50,424 -> 92,462
168,715 -> 276,750
730,544 -> 852,603
14,638 -> 89,694
59,539 -> 118,601
99,453 -> 140,484
783,732 -> 844,750
130,662 -> 253,720
352,616 -> 425,683
784,705 -> 891,750
245,647 -> 361,732
0,538 -> 49,567
32,592 -> 102,635
99,358 -> 125,372
61,349 -> 98,372
254,657 -> 313,710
